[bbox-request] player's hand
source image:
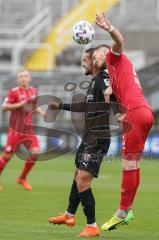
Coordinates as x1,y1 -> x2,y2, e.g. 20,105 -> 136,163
48,101 -> 60,110
115,113 -> 126,123
96,13 -> 112,31
104,86 -> 113,103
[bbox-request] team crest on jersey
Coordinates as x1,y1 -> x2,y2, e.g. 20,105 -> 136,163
103,78 -> 110,87
103,70 -> 110,87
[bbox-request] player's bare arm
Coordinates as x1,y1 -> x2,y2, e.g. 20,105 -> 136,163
96,13 -> 124,54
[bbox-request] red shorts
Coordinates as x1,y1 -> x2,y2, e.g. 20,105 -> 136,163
122,107 -> 154,160
4,130 -> 40,153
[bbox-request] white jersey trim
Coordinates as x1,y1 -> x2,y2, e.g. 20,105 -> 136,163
12,87 -> 19,91
111,48 -> 122,56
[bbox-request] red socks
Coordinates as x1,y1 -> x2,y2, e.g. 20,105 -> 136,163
0,156 -> 10,173
0,155 -> 37,180
130,168 -> 140,207
19,157 -> 36,179
120,169 -> 140,210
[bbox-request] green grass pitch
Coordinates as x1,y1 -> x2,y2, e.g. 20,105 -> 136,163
0,154 -> 159,240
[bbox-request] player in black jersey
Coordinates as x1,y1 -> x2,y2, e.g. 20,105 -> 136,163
48,47 -> 119,237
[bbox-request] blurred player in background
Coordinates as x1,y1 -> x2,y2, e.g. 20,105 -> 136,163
95,13 -> 154,231
0,69 -> 45,191
48,48 -> 120,237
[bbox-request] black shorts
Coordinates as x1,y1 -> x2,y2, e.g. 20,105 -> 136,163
75,139 -> 110,178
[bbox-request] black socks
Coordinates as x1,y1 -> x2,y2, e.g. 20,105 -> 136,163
67,182 -> 96,224
67,180 -> 80,214
79,188 -> 96,224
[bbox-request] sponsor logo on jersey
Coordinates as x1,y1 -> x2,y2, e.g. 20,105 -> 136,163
86,94 -> 94,102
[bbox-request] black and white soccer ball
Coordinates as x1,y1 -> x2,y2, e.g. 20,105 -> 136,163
72,20 -> 94,45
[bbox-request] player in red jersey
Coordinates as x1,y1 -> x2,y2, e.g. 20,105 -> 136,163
0,69 -> 45,191
95,13 -> 154,230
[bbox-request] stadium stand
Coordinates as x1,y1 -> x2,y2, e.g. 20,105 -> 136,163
55,0 -> 159,70
105,0 -> 159,29
0,0 -> 159,127
1,0 -> 159,72
26,0 -> 119,71
0,0 -> 81,72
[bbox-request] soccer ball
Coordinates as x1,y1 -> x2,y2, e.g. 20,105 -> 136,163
72,20 -> 94,45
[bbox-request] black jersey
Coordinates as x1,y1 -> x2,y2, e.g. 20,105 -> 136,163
83,69 -> 111,144
62,69 -> 117,146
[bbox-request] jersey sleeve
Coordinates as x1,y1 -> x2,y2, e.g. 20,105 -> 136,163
3,90 -> 17,104
98,71 -> 111,94
62,93 -> 86,112
106,49 -> 122,65
62,101 -> 86,112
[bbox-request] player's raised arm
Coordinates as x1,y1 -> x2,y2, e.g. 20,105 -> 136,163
95,13 -> 124,54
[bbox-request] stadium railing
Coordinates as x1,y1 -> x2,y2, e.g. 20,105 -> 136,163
26,0 -> 119,71
0,42 -> 52,73
0,7 -> 52,73
0,7 -> 51,40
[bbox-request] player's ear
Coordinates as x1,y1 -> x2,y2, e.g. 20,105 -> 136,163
93,59 -> 98,67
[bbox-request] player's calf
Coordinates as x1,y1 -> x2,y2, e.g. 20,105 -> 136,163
0,152 -> 12,173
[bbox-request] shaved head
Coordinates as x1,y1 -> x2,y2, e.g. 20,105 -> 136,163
92,45 -> 110,70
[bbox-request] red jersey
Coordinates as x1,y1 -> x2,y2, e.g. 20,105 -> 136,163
4,86 -> 37,134
106,50 -> 151,111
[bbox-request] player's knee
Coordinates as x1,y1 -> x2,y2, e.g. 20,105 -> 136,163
74,168 -> 78,182
30,148 -> 40,158
77,171 -> 93,192
77,177 -> 90,192
122,159 -> 140,171
3,151 -> 13,160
